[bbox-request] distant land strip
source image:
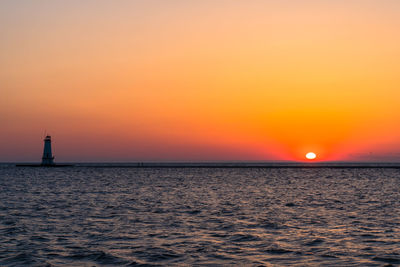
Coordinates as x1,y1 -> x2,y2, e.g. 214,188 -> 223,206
12,162 -> 400,168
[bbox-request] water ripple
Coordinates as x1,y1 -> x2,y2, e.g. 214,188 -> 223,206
1,167 -> 400,265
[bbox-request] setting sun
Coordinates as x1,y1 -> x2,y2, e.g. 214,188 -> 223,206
306,152 -> 317,160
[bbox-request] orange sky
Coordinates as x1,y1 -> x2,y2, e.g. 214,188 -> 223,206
1,1 -> 400,162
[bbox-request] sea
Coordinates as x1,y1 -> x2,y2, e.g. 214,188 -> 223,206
1,165 -> 400,266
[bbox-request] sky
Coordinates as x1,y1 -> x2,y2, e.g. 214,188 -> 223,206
1,0 -> 400,162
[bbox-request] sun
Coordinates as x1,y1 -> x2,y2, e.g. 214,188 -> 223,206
306,152 -> 317,160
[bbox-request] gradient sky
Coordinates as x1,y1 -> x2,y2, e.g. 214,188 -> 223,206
1,0 -> 400,162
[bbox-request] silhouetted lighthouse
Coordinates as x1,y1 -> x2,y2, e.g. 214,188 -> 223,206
42,135 -> 55,166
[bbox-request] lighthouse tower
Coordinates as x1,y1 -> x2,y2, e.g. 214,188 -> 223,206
42,135 -> 55,166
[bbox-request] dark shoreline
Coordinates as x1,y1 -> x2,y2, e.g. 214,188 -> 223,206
15,164 -> 74,167
13,163 -> 400,168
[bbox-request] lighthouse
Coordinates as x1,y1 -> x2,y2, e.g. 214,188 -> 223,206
42,135 -> 55,166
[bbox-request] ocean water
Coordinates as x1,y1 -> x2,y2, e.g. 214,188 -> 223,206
1,167 -> 400,266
